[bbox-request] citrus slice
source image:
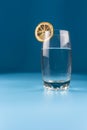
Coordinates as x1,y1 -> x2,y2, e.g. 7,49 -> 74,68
35,22 -> 54,42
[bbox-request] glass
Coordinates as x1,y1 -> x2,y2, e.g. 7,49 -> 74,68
41,30 -> 72,90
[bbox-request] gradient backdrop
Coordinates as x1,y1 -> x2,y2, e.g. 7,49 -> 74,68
0,0 -> 87,73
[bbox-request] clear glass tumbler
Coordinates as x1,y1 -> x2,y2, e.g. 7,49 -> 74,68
41,30 -> 72,90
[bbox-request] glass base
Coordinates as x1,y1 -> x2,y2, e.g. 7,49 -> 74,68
43,80 -> 70,91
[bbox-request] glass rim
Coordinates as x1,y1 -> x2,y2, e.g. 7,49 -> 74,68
54,29 -> 69,31
44,29 -> 70,36
41,47 -> 71,49
53,29 -> 69,35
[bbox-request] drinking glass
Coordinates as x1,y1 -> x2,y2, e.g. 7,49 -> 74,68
41,30 -> 72,90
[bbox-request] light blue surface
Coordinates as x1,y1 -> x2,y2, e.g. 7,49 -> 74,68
0,73 -> 87,130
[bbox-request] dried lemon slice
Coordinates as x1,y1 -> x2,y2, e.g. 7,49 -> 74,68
35,22 -> 54,42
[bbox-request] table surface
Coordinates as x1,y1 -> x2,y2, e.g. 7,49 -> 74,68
0,73 -> 87,130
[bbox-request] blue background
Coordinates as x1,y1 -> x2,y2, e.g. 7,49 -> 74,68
0,0 -> 87,73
